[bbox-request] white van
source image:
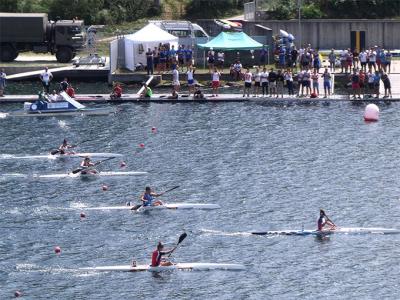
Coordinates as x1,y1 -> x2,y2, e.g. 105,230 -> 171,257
148,20 -> 209,48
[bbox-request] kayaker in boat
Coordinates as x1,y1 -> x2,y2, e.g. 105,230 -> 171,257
317,209 -> 336,231
139,82 -> 152,98
151,242 -> 174,267
141,186 -> 163,207
80,157 -> 98,174
58,139 -> 74,155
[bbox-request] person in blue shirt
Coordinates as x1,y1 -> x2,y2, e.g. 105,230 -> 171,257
141,187 -> 163,207
373,70 -> 381,98
185,47 -> 193,71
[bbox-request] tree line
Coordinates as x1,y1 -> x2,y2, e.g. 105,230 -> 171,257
1,0 -> 400,25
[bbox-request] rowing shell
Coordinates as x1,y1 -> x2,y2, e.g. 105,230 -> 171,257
251,227 -> 400,236
84,203 -> 220,211
80,262 -> 245,272
0,153 -> 123,160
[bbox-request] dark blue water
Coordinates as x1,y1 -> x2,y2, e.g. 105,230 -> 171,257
1,97 -> 400,299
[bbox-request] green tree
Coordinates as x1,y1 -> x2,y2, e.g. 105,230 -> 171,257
185,0 -> 244,19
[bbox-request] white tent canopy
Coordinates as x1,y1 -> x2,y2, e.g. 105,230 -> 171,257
124,23 -> 179,71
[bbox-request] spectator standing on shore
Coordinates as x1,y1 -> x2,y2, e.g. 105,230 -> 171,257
268,68 -> 277,97
260,46 -> 267,67
340,50 -> 347,73
359,49 -> 367,72
352,49 -> 359,70
373,70 -> 381,98
346,50 -> 353,74
211,67 -> 221,97
153,47 -> 159,73
253,67 -> 261,97
322,68 -> 332,98
0,68 -> 6,97
367,70 -> 374,97
233,60 -> 242,81
159,46 -> 167,74
290,47 -> 298,68
59,77 -> 69,92
311,69 -> 319,96
177,45 -> 185,72
217,50 -> 224,73
368,49 -> 377,72
185,47 -> 193,71
350,69 -> 361,99
276,69 -> 284,98
381,72 -> 392,98
172,65 -> 180,92
302,68 -> 311,97
207,50 -> 215,73
187,65 -> 196,97
312,52 -> 321,74
284,69 -> 294,96
376,46 -> 383,71
260,67 -> 268,97
40,67 -> 53,94
297,70 -> 304,97
243,68 -> 252,97
146,48 -> 154,75
328,49 -> 336,73
385,50 -> 392,73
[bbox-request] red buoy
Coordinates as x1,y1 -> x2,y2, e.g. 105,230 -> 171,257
14,291 -> 22,297
151,127 -> 157,133
80,212 -> 86,218
102,184 -> 108,191
54,246 -> 61,254
120,161 -> 126,168
139,143 -> 145,148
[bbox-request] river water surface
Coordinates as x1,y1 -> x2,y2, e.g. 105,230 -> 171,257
1,83 -> 400,299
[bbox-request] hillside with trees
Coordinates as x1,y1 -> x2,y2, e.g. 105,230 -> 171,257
0,0 -> 399,25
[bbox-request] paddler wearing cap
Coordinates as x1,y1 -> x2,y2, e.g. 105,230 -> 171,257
151,242 -> 174,267
139,82 -> 152,98
58,139 -> 74,155
317,209 -> 336,231
141,186 -> 163,207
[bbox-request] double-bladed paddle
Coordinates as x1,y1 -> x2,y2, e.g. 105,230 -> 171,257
50,139 -> 93,155
167,232 -> 187,258
130,185 -> 180,211
72,156 -> 115,174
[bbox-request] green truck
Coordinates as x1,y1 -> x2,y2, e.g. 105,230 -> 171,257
0,13 -> 86,63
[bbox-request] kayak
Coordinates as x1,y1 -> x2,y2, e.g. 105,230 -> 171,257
80,262 -> 245,272
0,153 -> 123,160
251,227 -> 400,236
84,203 -> 220,211
37,171 -> 147,179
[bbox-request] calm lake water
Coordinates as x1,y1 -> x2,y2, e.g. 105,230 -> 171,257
1,83 -> 400,299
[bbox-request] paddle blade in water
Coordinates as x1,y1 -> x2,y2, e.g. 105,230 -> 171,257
51,149 -> 59,155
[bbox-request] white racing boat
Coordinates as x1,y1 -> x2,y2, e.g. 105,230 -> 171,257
2,92 -> 114,117
84,203 -> 220,211
250,227 -> 400,236
80,262 -> 245,272
37,170 -> 147,179
0,153 -> 123,160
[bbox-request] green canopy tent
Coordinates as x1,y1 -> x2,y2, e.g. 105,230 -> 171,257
197,31 -> 264,50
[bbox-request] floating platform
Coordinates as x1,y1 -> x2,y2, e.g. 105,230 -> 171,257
1,93 -> 399,104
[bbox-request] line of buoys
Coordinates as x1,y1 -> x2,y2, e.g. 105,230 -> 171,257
364,103 -> 379,122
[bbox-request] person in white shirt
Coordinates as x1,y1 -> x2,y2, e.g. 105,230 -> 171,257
186,66 -> 196,96
172,66 -> 180,92
368,49 -> 377,72
211,67 -> 221,97
217,51 -> 224,73
243,68 -> 252,97
359,50 -> 367,72
260,67 -> 268,97
40,66 -> 53,94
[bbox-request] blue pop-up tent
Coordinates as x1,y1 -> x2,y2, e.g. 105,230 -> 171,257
197,31 -> 263,50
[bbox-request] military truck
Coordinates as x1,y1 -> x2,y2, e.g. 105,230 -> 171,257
0,13 -> 86,63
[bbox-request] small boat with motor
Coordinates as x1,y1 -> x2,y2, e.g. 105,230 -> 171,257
3,92 -> 114,117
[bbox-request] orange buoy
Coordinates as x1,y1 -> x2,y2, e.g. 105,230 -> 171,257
54,246 -> 61,254
364,103 -> 379,122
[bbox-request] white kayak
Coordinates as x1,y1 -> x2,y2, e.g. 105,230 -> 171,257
37,171 -> 147,179
0,153 -> 123,160
84,203 -> 220,211
251,227 -> 400,236
80,262 -> 245,272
